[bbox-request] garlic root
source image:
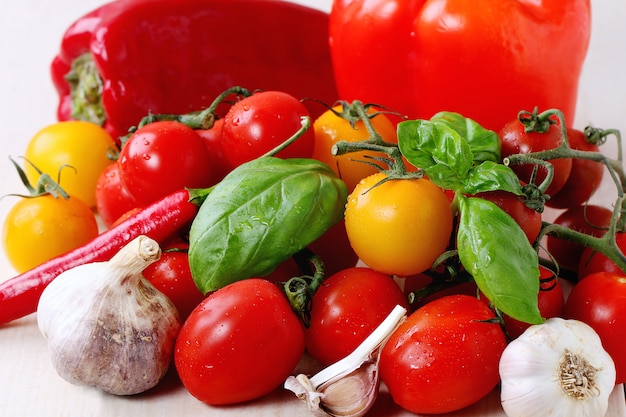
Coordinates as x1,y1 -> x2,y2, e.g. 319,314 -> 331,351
37,235 -> 181,395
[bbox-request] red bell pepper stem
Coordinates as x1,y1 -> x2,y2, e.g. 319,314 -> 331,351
0,188 -> 200,325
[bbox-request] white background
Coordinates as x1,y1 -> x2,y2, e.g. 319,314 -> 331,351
0,1 -> 625,416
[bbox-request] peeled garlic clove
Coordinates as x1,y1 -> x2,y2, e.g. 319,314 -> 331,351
37,235 -> 181,396
285,305 -> 406,417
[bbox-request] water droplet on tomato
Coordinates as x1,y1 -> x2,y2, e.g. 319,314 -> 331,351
142,154 -> 151,160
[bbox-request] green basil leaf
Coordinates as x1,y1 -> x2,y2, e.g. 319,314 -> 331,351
430,112 -> 501,163
457,196 -> 543,324
188,157 -> 348,294
461,161 -> 524,195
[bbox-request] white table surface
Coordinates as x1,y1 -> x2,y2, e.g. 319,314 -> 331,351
1,1 -> 625,416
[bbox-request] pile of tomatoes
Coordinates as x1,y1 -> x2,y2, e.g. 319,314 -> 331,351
2,87 -> 625,415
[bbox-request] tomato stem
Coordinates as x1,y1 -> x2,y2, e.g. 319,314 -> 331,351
283,248 -> 325,327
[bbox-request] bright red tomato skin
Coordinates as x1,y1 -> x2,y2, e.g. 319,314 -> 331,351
476,190 -> 542,243
564,271 -> 626,383
579,232 -> 626,279
174,278 -> 305,405
546,128 -> 603,209
95,163 -> 140,227
546,205 -> 612,272
221,91 -> 315,168
118,121 -> 216,206
143,250 -> 205,320
194,118 -> 233,182
499,119 -> 573,197
379,295 -> 506,414
305,267 -> 408,365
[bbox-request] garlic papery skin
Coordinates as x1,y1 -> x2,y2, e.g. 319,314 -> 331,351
284,305 -> 407,417
499,317 -> 616,417
37,235 -> 181,396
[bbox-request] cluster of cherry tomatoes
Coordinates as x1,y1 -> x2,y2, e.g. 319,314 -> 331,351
2,87 -> 625,414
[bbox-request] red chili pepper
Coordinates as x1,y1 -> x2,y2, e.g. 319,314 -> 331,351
328,0 -> 591,131
0,189 -> 199,325
51,0 -> 338,139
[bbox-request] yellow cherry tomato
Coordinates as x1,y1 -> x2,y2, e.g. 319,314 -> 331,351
24,121 -> 116,207
345,172 -> 453,276
2,194 -> 98,273
312,105 -> 397,192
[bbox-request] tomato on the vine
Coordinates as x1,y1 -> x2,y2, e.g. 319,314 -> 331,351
2,194 -> 98,273
579,231 -> 626,279
312,105 -> 397,192
174,278 -> 304,405
95,163 -> 140,227
194,118 -> 232,182
476,189 -> 542,243
24,121 -> 116,207
379,295 -> 507,414
305,267 -> 408,365
499,118 -> 573,198
564,271 -> 626,383
344,172 -> 453,276
546,128 -> 604,209
117,121 -> 217,206
220,91 -> 315,168
546,204 -> 612,272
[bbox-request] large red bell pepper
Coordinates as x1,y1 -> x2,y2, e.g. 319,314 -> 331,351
51,0 -> 338,138
328,0 -> 591,131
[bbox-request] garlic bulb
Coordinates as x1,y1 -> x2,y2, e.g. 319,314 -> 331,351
285,305 -> 406,417
499,317 -> 616,417
37,235 -> 181,396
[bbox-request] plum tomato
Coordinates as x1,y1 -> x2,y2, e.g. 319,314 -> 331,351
142,245 -> 205,320
502,265 -> 565,339
174,278 -> 305,405
220,91 -> 315,168
499,118 -> 573,198
579,231 -> 626,279
344,172 -> 453,276
95,163 -> 140,227
475,189 -> 542,243
379,294 -> 507,414
24,120 -> 117,207
2,194 -> 98,273
564,271 -> 626,383
546,128 -> 604,209
117,121 -> 217,206
546,204 -> 612,272
305,267 -> 409,365
312,104 -> 397,192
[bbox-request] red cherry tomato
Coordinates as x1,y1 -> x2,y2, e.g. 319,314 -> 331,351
546,128 -> 604,209
499,118 -> 573,197
95,163 -> 140,227
476,189 -> 542,243
502,266 -> 565,339
546,205 -> 612,272
305,267 -> 409,365
174,278 -> 305,405
221,91 -> 315,168
118,121 -> 217,206
379,295 -> 507,414
579,231 -> 626,279
564,271 -> 626,383
194,118 -> 233,182
307,220 -> 359,277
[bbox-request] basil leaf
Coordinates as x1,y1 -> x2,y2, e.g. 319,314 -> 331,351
430,112 -> 501,163
188,157 -> 348,294
457,196 -> 543,324
461,161 -> 524,195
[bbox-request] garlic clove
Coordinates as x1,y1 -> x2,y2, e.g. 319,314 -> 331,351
285,305 -> 406,417
37,235 -> 181,396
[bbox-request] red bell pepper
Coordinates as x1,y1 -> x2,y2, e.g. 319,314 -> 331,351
328,0 -> 591,131
51,0 -> 338,139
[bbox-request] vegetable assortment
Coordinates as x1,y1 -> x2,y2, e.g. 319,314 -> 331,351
2,1 -> 626,417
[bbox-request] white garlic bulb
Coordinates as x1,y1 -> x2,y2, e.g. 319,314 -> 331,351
285,305 -> 407,417
37,235 -> 181,396
499,317 -> 616,417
